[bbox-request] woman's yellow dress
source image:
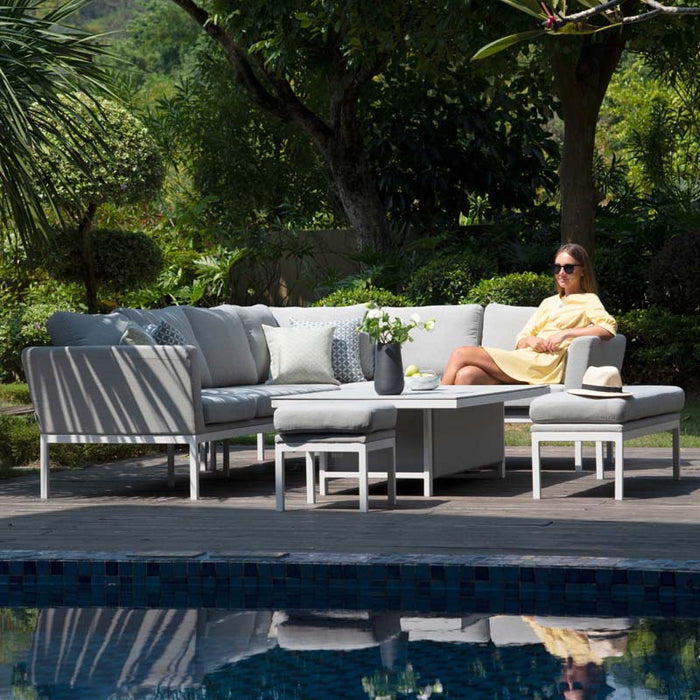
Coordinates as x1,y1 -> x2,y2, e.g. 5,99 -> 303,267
483,293 -> 617,385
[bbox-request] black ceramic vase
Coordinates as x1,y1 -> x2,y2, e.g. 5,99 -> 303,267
374,343 -> 404,395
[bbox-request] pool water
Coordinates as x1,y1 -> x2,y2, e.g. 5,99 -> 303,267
2,606 -> 700,699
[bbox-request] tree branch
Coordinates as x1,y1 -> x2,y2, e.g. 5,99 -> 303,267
170,0 -> 332,147
548,0 -> 700,30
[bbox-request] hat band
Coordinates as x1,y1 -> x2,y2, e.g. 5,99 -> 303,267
582,383 -> 623,394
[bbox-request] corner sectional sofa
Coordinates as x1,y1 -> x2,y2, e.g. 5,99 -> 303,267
22,302 -> 626,500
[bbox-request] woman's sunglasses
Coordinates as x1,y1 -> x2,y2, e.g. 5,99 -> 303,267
551,263 -> 582,274
559,681 -> 584,692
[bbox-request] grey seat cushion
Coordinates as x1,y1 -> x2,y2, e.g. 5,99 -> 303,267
47,311 -> 132,346
183,306 -> 258,387
529,385 -> 685,424
200,389 -> 258,425
482,303 -> 538,350
231,383 -> 341,417
274,403 -> 397,434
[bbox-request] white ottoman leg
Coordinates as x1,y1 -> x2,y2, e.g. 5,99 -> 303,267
531,435 -> 542,499
257,432 -> 266,461
614,436 -> 624,500
319,453 -> 328,496
188,438 -> 200,500
595,442 -> 604,479
275,444 -> 286,512
574,441 -> 583,472
672,425 -> 681,480
306,452 -> 316,504
358,445 -> 369,513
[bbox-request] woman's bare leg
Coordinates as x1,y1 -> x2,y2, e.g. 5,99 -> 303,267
442,346 -> 519,385
455,366 -> 501,385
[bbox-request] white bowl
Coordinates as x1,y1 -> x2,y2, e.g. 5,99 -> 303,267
407,372 -> 440,391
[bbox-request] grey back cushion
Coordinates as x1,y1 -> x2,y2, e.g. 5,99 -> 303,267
270,304 -> 373,379
183,306 -> 258,387
47,311 -> 132,346
481,303 -> 538,350
227,304 -> 279,383
381,305 -> 484,375
116,306 -> 213,387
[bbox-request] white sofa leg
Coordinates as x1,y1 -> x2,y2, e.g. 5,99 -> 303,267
257,432 -> 266,461
167,445 -> 175,488
188,438 -> 200,500
40,435 -> 49,499
275,444 -> 285,512
574,441 -> 583,472
614,436 -> 624,500
531,436 -> 542,499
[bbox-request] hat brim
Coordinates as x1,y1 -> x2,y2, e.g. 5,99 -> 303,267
567,389 -> 633,398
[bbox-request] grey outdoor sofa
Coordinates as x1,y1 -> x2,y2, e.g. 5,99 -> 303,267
22,301 -> 626,500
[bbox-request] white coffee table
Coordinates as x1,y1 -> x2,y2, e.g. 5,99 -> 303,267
271,384 -> 547,496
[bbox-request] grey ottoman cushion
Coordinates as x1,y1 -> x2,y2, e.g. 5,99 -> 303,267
274,403 -> 397,434
200,389 -> 258,425
184,306 -> 258,387
275,429 -> 395,445
231,384 -> 340,417
47,311 -> 131,346
529,386 -> 685,424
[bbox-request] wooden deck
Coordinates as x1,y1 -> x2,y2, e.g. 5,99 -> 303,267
1,445 -> 699,563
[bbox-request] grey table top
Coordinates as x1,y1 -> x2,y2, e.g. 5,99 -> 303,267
271,384 -> 549,410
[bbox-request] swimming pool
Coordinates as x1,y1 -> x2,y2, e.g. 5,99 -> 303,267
2,551 -> 700,698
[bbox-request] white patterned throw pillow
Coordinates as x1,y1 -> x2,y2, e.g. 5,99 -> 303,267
262,324 -> 339,385
290,317 -> 365,384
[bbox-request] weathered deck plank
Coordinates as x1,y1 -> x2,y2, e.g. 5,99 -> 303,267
0,445 -> 699,561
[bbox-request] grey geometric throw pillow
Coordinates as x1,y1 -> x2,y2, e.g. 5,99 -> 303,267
145,320 -> 187,345
290,317 -> 365,384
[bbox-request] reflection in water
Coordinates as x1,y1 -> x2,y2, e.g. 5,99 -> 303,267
1,607 -> 699,699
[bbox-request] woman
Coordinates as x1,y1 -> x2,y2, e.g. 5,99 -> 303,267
441,243 -> 617,386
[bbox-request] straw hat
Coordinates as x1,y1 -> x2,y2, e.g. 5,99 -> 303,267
568,366 -> 633,398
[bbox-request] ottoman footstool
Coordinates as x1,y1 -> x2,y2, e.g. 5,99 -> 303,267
529,386 -> 685,500
274,404 -> 397,513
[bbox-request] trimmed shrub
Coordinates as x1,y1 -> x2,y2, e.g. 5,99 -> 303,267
0,301 -> 72,382
463,272 -> 553,307
618,307 -> 700,389
40,227 -> 164,295
647,231 -> 700,314
405,250 -> 496,306
314,285 -> 412,308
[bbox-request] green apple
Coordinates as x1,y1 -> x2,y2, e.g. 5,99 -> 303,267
405,364 -> 420,377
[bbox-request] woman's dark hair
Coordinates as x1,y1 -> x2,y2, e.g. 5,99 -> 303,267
554,243 -> 598,296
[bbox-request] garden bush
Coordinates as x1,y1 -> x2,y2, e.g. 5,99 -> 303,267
462,272 -> 553,307
0,414 -> 160,469
314,285 -> 412,308
0,301 -> 72,382
618,307 -> 700,389
595,243 -> 650,314
405,250 -> 496,306
647,231 -> 700,314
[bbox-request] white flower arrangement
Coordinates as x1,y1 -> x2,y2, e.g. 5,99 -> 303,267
357,303 -> 435,346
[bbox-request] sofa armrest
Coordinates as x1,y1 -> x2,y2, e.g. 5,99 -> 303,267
22,345 -> 204,436
563,334 -> 627,390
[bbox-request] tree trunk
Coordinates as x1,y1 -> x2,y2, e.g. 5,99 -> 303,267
551,37 -> 625,256
78,202 -> 99,313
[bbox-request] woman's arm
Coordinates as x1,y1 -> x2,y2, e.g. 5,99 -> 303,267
542,325 -> 613,353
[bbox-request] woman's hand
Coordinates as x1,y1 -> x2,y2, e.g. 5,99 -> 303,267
519,335 -> 549,353
543,331 -> 569,352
